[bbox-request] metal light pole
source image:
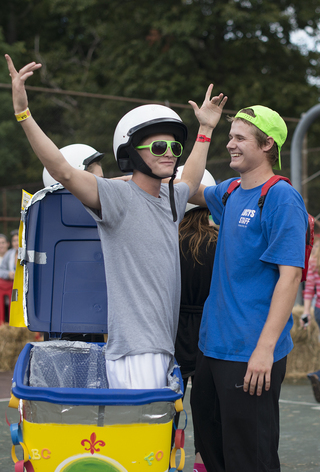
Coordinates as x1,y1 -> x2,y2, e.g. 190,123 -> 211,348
290,104 -> 320,305
291,104 -> 320,192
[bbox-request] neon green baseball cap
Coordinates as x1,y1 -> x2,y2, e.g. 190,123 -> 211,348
234,105 -> 287,170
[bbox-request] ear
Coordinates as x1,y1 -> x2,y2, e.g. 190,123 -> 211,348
263,136 -> 275,152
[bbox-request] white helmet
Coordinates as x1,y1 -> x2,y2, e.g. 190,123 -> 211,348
42,144 -> 104,187
176,166 -> 216,213
113,104 -> 187,174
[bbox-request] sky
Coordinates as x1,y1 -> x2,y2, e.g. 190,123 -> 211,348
291,28 -> 320,86
291,29 -> 320,53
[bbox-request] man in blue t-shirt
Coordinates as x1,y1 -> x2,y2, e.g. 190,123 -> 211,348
189,105 -> 308,472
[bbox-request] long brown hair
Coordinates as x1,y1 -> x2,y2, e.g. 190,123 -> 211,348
179,207 -> 218,265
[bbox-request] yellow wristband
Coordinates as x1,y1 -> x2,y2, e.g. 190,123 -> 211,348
15,108 -> 31,122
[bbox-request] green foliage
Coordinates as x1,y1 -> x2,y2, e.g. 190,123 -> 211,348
0,0 -> 319,216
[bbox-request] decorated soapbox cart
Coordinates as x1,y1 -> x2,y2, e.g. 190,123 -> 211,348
7,186 -> 186,472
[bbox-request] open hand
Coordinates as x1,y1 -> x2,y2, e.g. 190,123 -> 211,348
243,345 -> 274,396
188,84 -> 228,130
5,54 -> 42,114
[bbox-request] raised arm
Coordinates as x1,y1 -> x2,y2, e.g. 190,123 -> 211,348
5,55 -> 100,209
180,84 -> 227,198
187,184 -> 207,208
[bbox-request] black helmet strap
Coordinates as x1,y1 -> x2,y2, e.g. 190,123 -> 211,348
127,144 -> 179,222
168,173 -> 178,222
127,145 -> 162,180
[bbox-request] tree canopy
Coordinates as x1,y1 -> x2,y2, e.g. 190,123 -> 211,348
0,0 -> 320,215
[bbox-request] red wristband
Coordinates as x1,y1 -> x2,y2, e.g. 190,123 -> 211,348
196,134 -> 211,143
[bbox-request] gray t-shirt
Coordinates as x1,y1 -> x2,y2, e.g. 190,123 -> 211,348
85,178 -> 189,361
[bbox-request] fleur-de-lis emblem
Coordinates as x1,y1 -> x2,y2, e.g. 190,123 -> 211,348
81,432 -> 106,455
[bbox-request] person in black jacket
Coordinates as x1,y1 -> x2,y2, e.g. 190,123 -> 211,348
174,168 -> 218,472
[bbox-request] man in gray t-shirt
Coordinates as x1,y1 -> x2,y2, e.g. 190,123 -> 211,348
6,53 -> 227,388
86,178 -> 189,361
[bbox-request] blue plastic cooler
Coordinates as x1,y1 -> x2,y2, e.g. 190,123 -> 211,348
22,187 -> 108,336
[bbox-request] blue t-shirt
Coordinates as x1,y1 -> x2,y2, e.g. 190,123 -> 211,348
200,178 -> 308,362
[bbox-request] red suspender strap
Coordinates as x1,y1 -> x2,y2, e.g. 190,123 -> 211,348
258,175 -> 292,209
222,176 -> 292,208
222,179 -> 241,206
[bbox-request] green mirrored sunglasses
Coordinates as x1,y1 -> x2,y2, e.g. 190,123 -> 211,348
136,140 -> 183,158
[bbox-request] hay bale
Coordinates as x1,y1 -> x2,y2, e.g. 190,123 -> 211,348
1,307 -> 318,379
0,323 -> 41,371
286,305 -> 320,380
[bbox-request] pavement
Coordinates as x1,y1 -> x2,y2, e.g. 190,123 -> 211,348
1,372 -> 320,471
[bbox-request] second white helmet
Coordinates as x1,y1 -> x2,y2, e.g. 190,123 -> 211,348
42,144 -> 104,187
176,166 -> 216,213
